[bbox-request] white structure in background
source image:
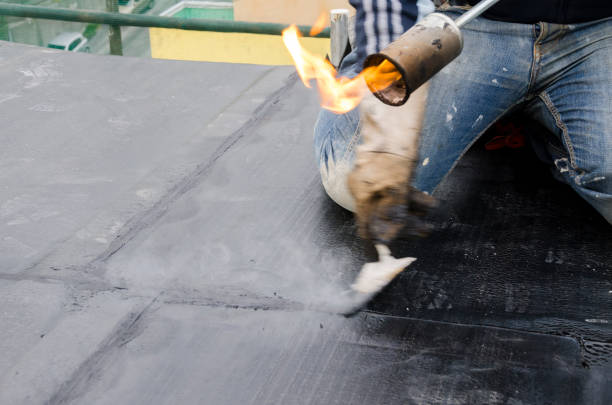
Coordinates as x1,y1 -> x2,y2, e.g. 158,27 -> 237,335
3,0 -> 101,47
118,0 -> 155,15
47,32 -> 89,52
118,0 -> 136,14
159,1 -> 232,17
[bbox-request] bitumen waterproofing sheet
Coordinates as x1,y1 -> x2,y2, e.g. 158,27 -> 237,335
0,40 -> 610,404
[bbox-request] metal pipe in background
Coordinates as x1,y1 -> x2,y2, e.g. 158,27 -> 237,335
0,3 -> 330,38
0,15 -> 8,41
105,0 -> 123,56
330,9 -> 350,68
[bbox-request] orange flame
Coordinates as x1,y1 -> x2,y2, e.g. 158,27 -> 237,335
282,25 -> 401,114
309,12 -> 328,36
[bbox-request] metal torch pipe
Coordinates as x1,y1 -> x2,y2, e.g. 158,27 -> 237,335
454,0 -> 503,28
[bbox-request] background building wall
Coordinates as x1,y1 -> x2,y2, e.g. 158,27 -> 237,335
150,0 -> 344,66
149,28 -> 329,65
233,0 -> 354,25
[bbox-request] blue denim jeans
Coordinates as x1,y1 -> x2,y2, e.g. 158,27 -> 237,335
314,9 -> 612,224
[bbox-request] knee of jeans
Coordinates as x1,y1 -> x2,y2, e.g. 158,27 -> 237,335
313,108 -> 360,165
586,191 -> 612,225
313,107 -> 361,213
313,112 -> 331,167
599,205 -> 612,225
558,157 -> 612,224
319,158 -> 356,213
557,157 -> 612,193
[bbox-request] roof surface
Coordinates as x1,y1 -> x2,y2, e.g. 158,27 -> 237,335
0,40 -> 610,404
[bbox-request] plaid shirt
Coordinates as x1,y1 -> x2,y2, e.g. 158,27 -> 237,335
349,0 -> 420,64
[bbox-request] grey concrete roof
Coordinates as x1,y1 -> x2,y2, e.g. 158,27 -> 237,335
0,40 -> 610,404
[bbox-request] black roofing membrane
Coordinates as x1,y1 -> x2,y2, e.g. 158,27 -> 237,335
1,40 -> 609,404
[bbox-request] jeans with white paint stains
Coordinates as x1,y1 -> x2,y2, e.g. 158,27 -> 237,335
313,9 -> 612,224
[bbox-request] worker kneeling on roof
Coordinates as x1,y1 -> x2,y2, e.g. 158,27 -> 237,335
314,0 -> 612,244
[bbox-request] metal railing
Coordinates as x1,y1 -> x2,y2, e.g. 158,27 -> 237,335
0,2 -> 331,56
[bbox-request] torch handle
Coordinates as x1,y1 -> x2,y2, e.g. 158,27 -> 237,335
454,0 -> 503,28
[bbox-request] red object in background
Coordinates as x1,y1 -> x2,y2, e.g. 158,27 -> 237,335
485,121 -> 526,150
